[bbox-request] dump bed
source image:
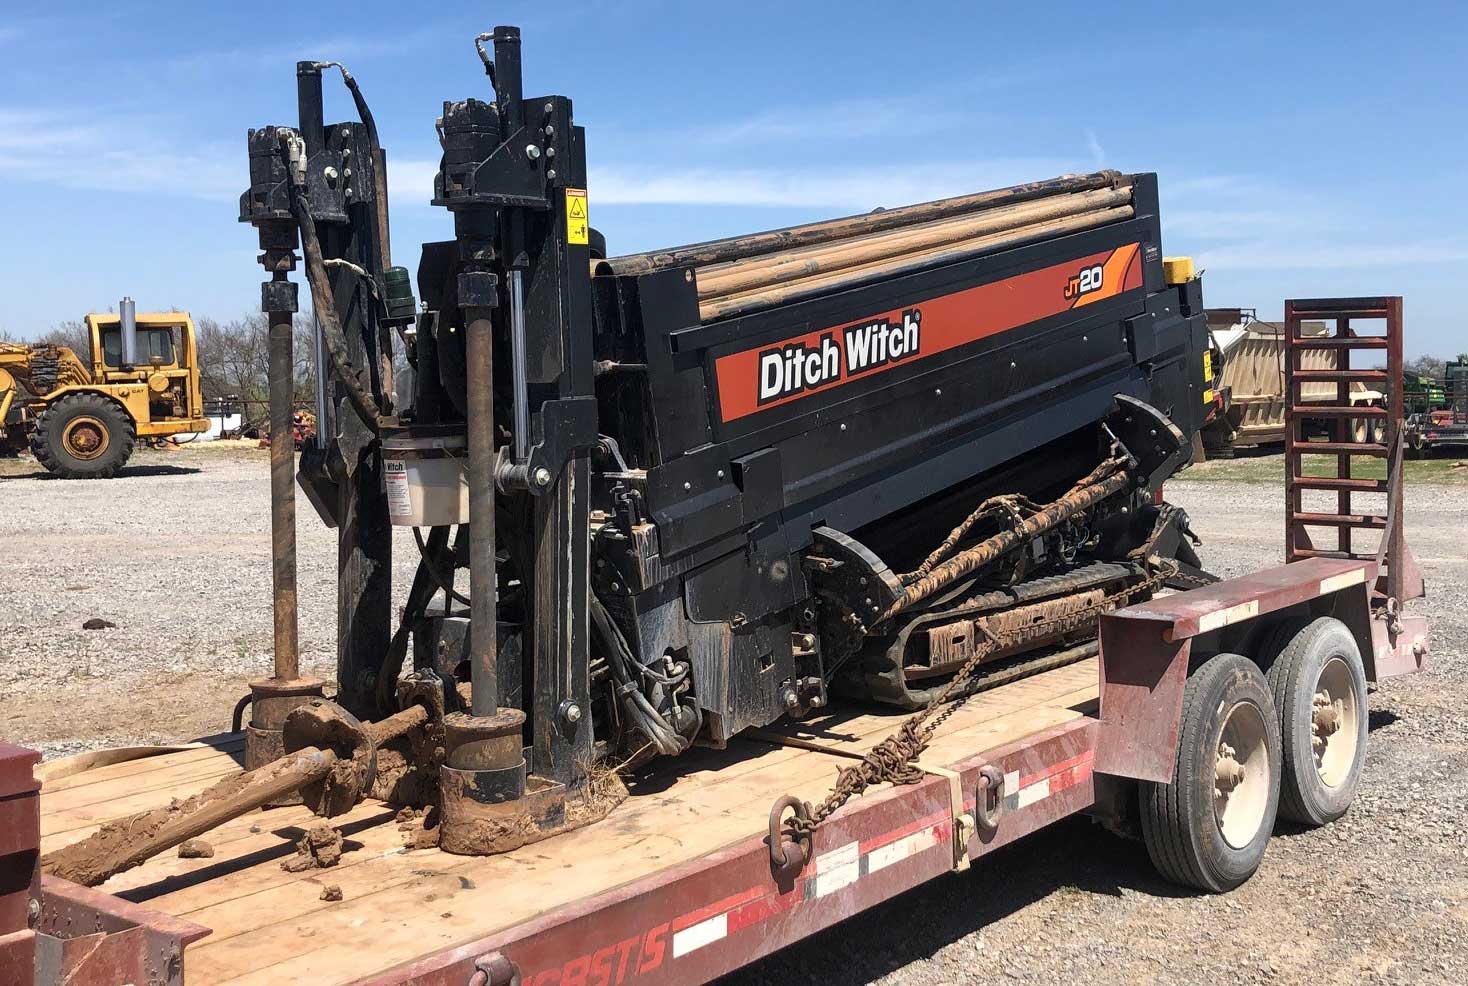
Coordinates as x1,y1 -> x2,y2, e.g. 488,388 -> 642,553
38,662 -> 1100,985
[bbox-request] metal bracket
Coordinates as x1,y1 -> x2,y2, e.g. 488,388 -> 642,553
497,397 -> 599,495
915,762 -> 974,871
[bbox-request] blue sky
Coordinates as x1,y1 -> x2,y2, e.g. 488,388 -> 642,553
2,1 -> 1465,355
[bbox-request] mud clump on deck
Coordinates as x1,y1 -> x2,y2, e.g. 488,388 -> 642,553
177,838 -> 215,859
282,824 -> 345,873
410,762 -> 628,854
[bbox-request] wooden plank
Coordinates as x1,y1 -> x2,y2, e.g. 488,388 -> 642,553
43,758 -> 245,815
41,740 -> 245,794
38,663 -> 1102,986
185,699 -> 1089,984
41,762 -> 249,839
104,803 -> 399,903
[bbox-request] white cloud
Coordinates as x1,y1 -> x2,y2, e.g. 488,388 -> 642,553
1197,241 -> 1468,271
387,157 -> 1089,211
0,108 -> 240,201
166,25 -> 442,73
693,97 -> 954,146
1085,129 -> 1105,167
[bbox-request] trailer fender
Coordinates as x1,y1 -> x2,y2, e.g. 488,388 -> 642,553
1095,557 -> 1394,783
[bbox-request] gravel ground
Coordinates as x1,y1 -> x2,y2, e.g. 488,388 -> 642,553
0,446 -> 425,758
1,448 -> 1464,984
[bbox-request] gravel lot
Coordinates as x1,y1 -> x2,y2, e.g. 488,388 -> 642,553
1,447 -> 1464,984
0,446 -> 426,757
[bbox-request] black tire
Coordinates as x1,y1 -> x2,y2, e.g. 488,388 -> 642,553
1140,652 -> 1282,893
1264,617 -> 1367,826
30,392 -> 135,479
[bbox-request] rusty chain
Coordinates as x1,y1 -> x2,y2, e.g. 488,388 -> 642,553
778,555 -> 1179,854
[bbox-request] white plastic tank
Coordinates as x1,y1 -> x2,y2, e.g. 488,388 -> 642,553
382,431 -> 469,527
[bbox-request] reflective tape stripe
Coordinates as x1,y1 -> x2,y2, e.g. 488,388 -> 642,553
1320,569 -> 1367,594
1197,599 -> 1260,633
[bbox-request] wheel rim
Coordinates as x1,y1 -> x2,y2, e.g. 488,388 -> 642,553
1214,699 -> 1271,849
61,416 -> 110,460
1311,656 -> 1360,788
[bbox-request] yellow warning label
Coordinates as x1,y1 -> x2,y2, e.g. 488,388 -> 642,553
1203,388 -> 1215,405
565,189 -> 588,245
1203,350 -> 1213,380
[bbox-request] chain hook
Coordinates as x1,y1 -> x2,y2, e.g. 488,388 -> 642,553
768,795 -> 811,870
972,764 -> 1005,838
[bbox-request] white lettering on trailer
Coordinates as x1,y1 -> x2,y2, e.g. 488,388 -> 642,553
1319,569 -> 1367,594
671,912 -> 728,958
1196,599 -> 1260,633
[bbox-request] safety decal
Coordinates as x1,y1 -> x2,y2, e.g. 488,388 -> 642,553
713,243 -> 1143,422
566,189 -> 589,245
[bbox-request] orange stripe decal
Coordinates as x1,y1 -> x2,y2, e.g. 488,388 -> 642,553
714,243 -> 1144,422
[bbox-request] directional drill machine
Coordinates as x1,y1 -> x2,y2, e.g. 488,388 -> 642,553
240,27 -> 1215,852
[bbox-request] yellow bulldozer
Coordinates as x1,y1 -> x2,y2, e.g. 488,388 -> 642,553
0,299 -> 207,478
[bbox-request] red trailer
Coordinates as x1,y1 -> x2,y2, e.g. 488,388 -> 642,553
8,552 -> 1425,986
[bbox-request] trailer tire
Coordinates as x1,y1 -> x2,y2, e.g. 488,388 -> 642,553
1264,617 -> 1367,826
1140,652 -> 1281,893
31,392 -> 136,479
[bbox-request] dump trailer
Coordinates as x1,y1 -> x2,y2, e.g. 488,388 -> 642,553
1202,310 -> 1390,454
9,28 -> 1429,986
0,303 -> 208,477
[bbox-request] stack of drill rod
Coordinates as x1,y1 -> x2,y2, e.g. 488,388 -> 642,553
596,171 -> 1134,321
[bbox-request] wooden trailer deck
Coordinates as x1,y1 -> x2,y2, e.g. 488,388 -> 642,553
37,660 -> 1100,985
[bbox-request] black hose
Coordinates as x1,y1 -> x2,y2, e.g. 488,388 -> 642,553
589,595 -> 688,755
413,525 -> 471,606
285,179 -> 384,432
472,34 -> 498,89
314,62 -> 390,274
376,525 -> 450,709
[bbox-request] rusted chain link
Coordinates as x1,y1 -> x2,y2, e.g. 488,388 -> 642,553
780,556 -> 1178,856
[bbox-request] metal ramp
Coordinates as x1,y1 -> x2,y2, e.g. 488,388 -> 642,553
1283,296 -> 1423,607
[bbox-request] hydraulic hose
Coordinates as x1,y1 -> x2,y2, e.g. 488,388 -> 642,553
589,595 -> 689,756
284,178 -> 384,433
376,525 -> 450,709
313,62 -> 390,272
413,525 -> 471,606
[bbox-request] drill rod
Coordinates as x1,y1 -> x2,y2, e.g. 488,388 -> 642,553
267,306 -> 300,680
464,310 -> 499,716
42,705 -> 429,887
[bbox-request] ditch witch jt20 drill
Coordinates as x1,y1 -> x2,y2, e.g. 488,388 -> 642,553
230,27 -> 1215,858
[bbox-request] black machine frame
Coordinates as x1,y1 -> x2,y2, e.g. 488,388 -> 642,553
241,24 -> 1215,850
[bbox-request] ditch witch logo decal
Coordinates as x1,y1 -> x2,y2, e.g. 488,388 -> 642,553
714,243 -> 1142,422
758,310 -> 922,406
